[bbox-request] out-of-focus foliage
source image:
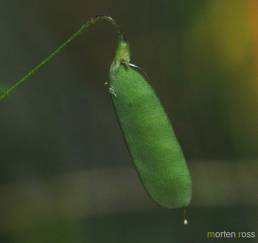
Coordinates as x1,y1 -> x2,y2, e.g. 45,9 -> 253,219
0,0 -> 257,242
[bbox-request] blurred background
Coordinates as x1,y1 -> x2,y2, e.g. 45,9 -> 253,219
0,0 -> 257,242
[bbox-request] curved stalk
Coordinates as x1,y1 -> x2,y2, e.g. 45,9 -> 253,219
0,15 -> 124,101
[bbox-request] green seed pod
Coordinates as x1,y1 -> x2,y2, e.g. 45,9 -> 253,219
0,14 -> 191,210
109,40 -> 192,208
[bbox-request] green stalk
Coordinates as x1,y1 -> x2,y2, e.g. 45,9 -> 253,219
0,15 -> 123,101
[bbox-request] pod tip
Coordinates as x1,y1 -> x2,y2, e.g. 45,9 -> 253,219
183,207 -> 189,225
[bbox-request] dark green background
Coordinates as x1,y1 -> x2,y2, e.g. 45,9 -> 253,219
0,0 -> 257,242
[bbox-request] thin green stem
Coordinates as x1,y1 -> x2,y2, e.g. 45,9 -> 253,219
0,15 -> 123,101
